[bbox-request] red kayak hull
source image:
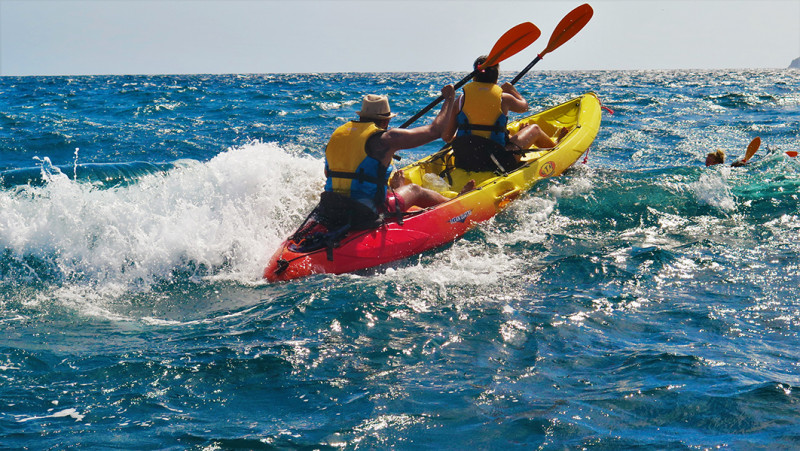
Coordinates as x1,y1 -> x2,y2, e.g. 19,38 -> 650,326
264,192 -> 503,282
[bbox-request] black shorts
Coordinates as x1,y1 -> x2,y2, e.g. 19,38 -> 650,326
451,135 -> 522,173
315,191 -> 382,231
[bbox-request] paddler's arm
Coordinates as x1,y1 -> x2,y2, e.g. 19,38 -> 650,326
369,85 -> 456,167
501,82 -> 529,114
439,85 -> 459,143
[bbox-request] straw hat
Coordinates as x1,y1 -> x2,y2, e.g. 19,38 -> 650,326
357,94 -> 397,120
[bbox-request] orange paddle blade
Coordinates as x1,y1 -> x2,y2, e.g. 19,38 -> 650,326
743,136 -> 761,162
786,151 -> 799,158
481,22 -> 541,69
542,3 -> 594,56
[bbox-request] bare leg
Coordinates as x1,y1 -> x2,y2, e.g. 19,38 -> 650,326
508,124 -> 556,150
394,183 -> 450,209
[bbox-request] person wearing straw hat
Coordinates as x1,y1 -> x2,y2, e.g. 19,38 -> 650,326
316,85 -> 471,231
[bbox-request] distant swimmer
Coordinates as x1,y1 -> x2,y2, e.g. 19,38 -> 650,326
705,137 -> 761,167
705,149 -> 726,167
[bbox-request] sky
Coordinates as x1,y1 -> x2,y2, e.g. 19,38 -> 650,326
1,0 -> 799,76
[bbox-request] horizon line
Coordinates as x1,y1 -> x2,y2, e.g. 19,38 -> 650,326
2,66 -> 799,78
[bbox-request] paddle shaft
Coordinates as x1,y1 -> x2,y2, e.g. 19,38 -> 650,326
510,54 -> 543,85
399,70 -> 477,129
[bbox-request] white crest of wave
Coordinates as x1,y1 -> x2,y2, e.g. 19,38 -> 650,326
691,169 -> 736,211
16,407 -> 85,423
0,141 -> 323,300
377,169 -> 594,289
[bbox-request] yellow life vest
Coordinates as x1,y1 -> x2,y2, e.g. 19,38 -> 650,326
456,81 -> 508,145
324,121 -> 388,205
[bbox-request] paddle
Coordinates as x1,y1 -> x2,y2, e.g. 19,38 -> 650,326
731,136 -> 761,167
399,22 -> 541,129
742,137 -> 761,163
510,3 -> 594,85
787,151 -> 798,158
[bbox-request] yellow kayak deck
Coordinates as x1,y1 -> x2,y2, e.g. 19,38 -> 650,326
398,92 -> 602,203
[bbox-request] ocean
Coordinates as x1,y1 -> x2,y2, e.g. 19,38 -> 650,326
1,69 -> 799,449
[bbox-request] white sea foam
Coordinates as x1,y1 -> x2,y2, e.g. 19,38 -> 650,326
691,168 -> 736,211
0,141 -> 323,311
378,168 -> 592,290
16,408 -> 85,423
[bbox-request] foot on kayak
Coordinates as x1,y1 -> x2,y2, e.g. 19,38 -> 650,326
389,170 -> 410,189
458,179 -> 476,196
555,127 -> 571,142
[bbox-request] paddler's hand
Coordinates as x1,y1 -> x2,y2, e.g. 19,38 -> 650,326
501,82 -> 519,95
441,84 -> 455,101
434,84 -> 457,142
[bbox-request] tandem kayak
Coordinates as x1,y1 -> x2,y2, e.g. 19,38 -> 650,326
264,92 -> 602,282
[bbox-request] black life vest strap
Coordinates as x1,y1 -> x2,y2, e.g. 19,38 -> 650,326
324,169 -> 384,186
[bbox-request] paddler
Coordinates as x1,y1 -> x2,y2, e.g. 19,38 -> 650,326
316,86 -> 469,231
705,149 -> 726,167
441,55 -> 561,173
705,137 -> 761,167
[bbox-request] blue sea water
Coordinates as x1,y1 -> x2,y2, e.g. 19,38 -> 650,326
1,69 -> 799,449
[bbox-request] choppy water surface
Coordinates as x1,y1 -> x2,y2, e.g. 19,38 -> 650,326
1,70 -> 799,449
